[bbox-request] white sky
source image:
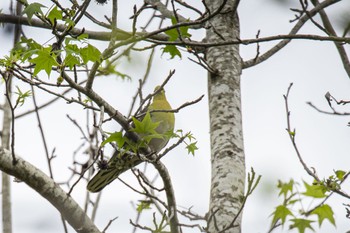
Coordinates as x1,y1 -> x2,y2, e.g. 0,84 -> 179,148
1,0 -> 350,233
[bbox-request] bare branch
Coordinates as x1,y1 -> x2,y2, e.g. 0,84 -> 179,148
243,0 -> 342,68
283,83 -> 320,181
102,216 -> 118,233
31,87 -> 54,178
284,84 -> 350,199
152,160 -> 180,233
307,91 -> 350,116
0,148 -> 101,233
311,0 -> 350,78
144,0 -> 193,26
307,102 -> 350,116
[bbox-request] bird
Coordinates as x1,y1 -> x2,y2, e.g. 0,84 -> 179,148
87,86 -> 175,192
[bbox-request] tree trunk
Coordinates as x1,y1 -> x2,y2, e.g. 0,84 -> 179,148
1,82 -> 12,233
205,1 -> 245,232
1,3 -> 23,232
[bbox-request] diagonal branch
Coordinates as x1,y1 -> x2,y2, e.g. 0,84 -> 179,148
243,0 -> 342,68
0,13 -> 167,41
152,160 -> 180,233
0,147 -> 101,233
311,0 -> 350,78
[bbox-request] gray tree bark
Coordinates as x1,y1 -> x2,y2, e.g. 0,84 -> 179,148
1,83 -> 12,233
0,148 -> 101,233
1,3 -> 22,233
205,1 -> 245,232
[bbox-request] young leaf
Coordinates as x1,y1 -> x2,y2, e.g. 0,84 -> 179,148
162,45 -> 182,59
101,131 -> 125,148
136,200 -> 152,213
277,179 -> 294,198
334,170 -> 346,181
164,28 -> 178,42
289,218 -> 315,233
29,47 -> 59,76
80,44 -> 101,63
22,2 -> 47,21
302,181 -> 326,198
186,142 -> 198,156
165,17 -> 191,41
47,6 -> 63,25
271,205 -> 294,226
14,86 -> 31,107
310,204 -> 336,227
131,112 -> 160,135
64,54 -> 81,70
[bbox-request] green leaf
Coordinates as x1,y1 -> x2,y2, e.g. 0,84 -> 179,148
80,44 -> 101,63
29,47 -> 59,76
277,179 -> 294,198
98,60 -> 131,80
20,37 -> 42,50
186,132 -> 196,141
164,28 -> 178,41
101,131 -> 125,148
162,45 -> 181,59
22,2 -> 46,21
334,170 -> 346,181
16,37 -> 43,61
310,204 -> 336,227
136,200 -> 152,213
65,43 -> 80,55
14,86 -> 31,107
271,205 -> 294,226
64,18 -> 75,28
63,54 -> 80,69
164,17 -> 191,41
186,142 -> 198,156
0,53 -> 18,68
131,112 -> 160,135
47,6 -> 63,25
289,218 -> 314,233
77,33 -> 89,40
302,181 -> 326,198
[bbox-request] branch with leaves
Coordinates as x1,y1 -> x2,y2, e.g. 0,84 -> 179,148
269,83 -> 350,232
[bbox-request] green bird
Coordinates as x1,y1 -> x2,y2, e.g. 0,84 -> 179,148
87,86 -> 175,192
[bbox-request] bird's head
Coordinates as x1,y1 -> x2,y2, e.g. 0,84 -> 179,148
153,85 -> 166,100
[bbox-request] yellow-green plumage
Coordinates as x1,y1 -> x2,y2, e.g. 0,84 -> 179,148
87,86 -> 175,192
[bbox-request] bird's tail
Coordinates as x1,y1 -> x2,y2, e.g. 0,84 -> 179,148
87,151 -> 142,192
87,167 -> 123,192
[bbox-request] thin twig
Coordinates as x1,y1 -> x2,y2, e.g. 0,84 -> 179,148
284,84 -> 350,200
284,83 -> 319,181
102,217 -> 118,233
31,87 -> 54,178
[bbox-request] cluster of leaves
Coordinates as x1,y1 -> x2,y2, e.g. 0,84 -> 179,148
102,112 -> 197,156
270,170 -> 347,233
21,1 -> 75,27
14,86 -> 31,108
0,2 -> 102,79
174,129 -> 198,156
9,35 -> 101,77
0,1 -> 195,82
63,35 -> 101,70
162,17 -> 191,59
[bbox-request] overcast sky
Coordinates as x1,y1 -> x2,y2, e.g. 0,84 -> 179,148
1,0 -> 350,233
